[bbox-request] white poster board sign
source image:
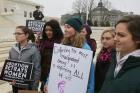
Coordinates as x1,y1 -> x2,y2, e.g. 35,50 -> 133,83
48,43 -> 93,93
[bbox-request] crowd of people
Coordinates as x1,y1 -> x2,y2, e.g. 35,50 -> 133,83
5,14 -> 140,93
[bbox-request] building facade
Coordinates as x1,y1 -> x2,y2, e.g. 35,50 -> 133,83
91,0 -> 133,26
0,0 -> 43,26
61,0 -> 133,26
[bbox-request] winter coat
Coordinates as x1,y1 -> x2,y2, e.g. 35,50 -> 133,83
33,10 -> 44,20
95,48 -> 116,92
39,39 -> 61,81
8,43 -> 41,89
99,56 -> 140,93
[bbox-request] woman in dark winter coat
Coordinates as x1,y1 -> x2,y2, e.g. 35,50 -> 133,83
9,26 -> 41,93
80,24 -> 97,58
99,15 -> 140,93
39,19 -> 63,91
94,29 -> 115,93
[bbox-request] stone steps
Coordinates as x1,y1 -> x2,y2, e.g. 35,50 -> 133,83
0,40 -> 15,63
0,40 -> 15,93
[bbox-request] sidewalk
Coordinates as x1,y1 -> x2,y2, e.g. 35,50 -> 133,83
0,81 -> 12,93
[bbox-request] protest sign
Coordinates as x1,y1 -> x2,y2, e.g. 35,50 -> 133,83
48,43 -> 93,93
0,59 -> 33,85
26,20 -> 45,32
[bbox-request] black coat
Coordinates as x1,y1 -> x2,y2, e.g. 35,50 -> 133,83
95,49 -> 116,92
33,10 -> 44,20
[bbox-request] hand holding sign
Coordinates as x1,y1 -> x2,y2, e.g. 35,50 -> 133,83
0,59 -> 33,85
48,44 -> 93,93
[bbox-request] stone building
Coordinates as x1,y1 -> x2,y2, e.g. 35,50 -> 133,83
92,0 -> 133,26
61,0 -> 133,26
0,0 -> 43,26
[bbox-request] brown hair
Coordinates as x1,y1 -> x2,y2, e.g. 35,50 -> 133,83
115,15 -> 140,49
16,26 -> 35,42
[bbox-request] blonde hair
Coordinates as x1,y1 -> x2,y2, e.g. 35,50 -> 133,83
101,29 -> 115,41
62,32 -> 85,48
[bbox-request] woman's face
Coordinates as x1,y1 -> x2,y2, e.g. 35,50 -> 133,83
45,26 -> 53,39
64,24 -> 76,38
14,28 -> 28,43
101,32 -> 115,49
114,23 -> 137,55
80,28 -> 87,37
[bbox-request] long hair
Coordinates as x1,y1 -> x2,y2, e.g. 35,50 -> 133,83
16,26 -> 35,42
42,19 -> 63,41
62,32 -> 85,48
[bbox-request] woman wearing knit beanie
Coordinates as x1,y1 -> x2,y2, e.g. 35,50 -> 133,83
62,17 -> 94,93
44,17 -> 94,93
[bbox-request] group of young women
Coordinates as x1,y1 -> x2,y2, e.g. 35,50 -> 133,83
8,15 -> 140,93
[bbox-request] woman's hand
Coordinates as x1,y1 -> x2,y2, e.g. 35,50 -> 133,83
44,85 -> 48,93
9,80 -> 16,85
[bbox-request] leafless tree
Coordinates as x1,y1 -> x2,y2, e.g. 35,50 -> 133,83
72,0 -> 95,24
102,0 -> 113,10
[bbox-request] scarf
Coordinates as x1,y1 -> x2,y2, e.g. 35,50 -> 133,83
97,48 -> 112,62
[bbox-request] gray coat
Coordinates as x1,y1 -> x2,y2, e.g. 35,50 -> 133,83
8,43 -> 41,89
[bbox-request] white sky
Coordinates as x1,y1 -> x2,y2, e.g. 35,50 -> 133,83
31,0 -> 140,17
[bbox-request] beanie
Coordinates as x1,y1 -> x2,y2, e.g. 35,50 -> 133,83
65,17 -> 83,32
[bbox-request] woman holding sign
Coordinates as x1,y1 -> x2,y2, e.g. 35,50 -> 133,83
99,15 -> 140,93
44,17 -> 94,93
39,19 -> 63,92
9,26 -> 41,93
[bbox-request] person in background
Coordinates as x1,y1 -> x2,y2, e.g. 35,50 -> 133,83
39,19 -> 63,92
44,17 -> 94,93
33,6 -> 44,20
99,15 -> 140,93
9,26 -> 41,93
94,29 -> 115,93
80,24 -> 97,58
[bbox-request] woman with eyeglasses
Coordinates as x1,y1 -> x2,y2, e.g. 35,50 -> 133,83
9,26 -> 41,93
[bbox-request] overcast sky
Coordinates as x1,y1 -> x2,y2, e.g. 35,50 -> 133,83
31,0 -> 140,18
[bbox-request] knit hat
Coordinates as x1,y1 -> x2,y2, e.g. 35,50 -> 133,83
65,17 -> 83,32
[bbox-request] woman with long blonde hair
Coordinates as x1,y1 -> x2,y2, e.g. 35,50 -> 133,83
44,17 -> 94,93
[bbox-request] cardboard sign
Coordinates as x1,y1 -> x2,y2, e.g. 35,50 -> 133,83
26,20 -> 45,32
0,59 -> 33,85
48,43 -> 93,93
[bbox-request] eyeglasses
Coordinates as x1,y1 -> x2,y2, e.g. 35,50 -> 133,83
13,33 -> 25,35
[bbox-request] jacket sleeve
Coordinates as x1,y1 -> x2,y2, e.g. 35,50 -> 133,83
40,12 -> 44,19
32,47 -> 41,81
86,62 -> 94,93
82,42 -> 94,93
